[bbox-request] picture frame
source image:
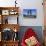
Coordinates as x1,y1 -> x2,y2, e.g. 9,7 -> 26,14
9,10 -> 17,15
23,9 -> 37,18
2,10 -> 9,15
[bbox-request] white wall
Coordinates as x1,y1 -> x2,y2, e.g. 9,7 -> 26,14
0,0 -> 15,7
17,0 -> 44,26
0,0 -> 44,26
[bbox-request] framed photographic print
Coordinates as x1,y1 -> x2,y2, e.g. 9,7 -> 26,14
2,10 -> 9,15
23,9 -> 37,18
9,10 -> 17,15
9,10 -> 15,15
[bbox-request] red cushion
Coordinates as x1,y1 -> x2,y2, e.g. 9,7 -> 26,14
21,28 -> 41,46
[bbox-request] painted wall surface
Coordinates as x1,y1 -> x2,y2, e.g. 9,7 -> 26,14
0,0 -> 44,26
17,0 -> 44,26
0,0 -> 15,7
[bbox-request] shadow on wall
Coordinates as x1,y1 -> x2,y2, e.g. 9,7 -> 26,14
18,26 -> 44,44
